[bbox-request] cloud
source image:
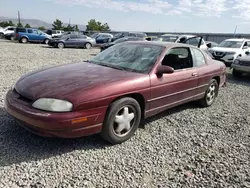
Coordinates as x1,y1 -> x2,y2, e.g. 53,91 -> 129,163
232,0 -> 250,21
48,0 -> 250,20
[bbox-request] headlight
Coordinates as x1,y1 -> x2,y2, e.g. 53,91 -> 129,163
32,98 -> 73,112
233,59 -> 240,64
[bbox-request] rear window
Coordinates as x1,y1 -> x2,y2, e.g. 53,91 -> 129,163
16,28 -> 26,33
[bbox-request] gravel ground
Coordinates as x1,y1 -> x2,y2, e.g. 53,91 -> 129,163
0,39 -> 250,188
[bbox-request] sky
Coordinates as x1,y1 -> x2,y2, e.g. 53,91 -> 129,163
1,0 -> 250,33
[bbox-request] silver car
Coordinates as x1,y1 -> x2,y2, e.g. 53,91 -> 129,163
49,34 -> 96,49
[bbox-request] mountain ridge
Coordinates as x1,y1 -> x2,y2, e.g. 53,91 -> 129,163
0,16 -> 86,30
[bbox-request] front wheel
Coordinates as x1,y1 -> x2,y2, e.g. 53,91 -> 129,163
199,79 -> 218,107
101,97 -> 141,144
84,42 -> 92,49
232,69 -> 242,78
44,38 -> 49,44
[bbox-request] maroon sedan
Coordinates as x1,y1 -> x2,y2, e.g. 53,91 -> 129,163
4,41 -> 226,144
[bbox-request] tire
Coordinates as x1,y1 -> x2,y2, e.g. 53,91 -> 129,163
0,33 -> 4,39
44,38 -> 49,44
232,69 -> 242,78
199,79 -> 219,107
21,37 -> 28,43
57,42 -> 65,49
85,42 -> 92,49
101,97 -> 141,144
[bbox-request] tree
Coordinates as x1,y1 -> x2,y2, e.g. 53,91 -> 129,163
0,20 -> 15,27
63,24 -> 74,31
25,24 -> 31,28
86,19 -> 110,31
38,26 -> 46,30
74,25 -> 79,31
52,19 -> 63,30
17,22 -> 23,27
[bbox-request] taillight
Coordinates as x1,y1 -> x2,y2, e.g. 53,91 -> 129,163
16,33 -> 19,37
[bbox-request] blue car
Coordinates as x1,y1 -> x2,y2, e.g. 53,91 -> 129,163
15,27 -> 52,44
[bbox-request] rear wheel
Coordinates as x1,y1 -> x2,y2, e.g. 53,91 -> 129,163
199,79 -> 218,107
232,69 -> 242,78
21,37 -> 28,43
44,38 -> 49,44
101,97 -> 141,144
57,42 -> 65,49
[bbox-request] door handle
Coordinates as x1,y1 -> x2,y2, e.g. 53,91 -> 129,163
192,72 -> 198,76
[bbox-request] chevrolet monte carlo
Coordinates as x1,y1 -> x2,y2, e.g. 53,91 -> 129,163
4,41 -> 227,144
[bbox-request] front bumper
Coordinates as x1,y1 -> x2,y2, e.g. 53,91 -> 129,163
4,90 -> 106,138
231,64 -> 250,73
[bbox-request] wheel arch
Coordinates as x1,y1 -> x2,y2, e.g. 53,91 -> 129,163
108,93 -> 146,121
212,76 -> 220,97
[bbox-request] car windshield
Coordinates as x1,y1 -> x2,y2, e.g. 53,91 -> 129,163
218,40 -> 243,48
90,43 -> 164,73
161,36 -> 178,42
114,33 -> 123,38
90,33 -> 99,38
61,34 -> 70,39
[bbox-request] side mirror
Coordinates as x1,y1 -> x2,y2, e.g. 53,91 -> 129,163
156,65 -> 174,76
245,51 -> 250,55
206,43 -> 212,48
66,38 -> 70,40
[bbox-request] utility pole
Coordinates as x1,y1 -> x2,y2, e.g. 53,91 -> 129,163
234,25 -> 238,36
18,10 -> 21,24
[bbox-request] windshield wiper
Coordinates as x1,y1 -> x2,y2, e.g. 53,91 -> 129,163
95,62 -> 126,71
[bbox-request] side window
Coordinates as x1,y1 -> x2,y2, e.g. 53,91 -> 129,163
33,30 -> 38,34
28,29 -> 33,33
191,48 -> 206,67
185,38 -> 199,46
8,28 -> 14,31
128,33 -> 136,37
70,35 -> 78,39
161,47 -> 193,70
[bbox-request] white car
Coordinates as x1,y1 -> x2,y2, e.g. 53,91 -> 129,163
160,34 -> 209,50
208,38 -> 250,66
0,26 -> 15,38
51,30 -> 64,38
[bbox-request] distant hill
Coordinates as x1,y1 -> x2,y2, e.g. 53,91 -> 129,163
0,16 -> 86,31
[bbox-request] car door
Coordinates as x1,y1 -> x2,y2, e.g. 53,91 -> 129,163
190,47 -> 211,97
76,35 -> 87,47
149,47 -> 199,116
32,30 -> 41,42
65,35 -> 78,47
27,29 -> 35,41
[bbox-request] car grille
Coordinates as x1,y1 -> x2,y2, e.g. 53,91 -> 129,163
239,61 -> 250,66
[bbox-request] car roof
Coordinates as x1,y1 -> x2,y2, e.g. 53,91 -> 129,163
122,41 -> 197,48
161,33 -> 179,37
225,38 -> 250,41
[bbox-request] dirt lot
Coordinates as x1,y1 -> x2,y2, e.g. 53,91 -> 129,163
0,40 -> 250,188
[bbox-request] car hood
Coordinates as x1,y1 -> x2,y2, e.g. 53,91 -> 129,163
211,47 -> 241,53
15,62 -> 143,102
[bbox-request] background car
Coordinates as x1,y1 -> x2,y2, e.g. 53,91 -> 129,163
231,50 -> 250,77
90,33 -> 113,44
51,30 -> 65,38
109,32 -> 147,42
208,38 -> 250,66
0,26 -> 15,39
15,27 -> 51,44
206,41 -> 218,48
50,33 -> 96,49
100,36 -> 145,51
145,36 -> 162,41
160,34 -> 209,50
